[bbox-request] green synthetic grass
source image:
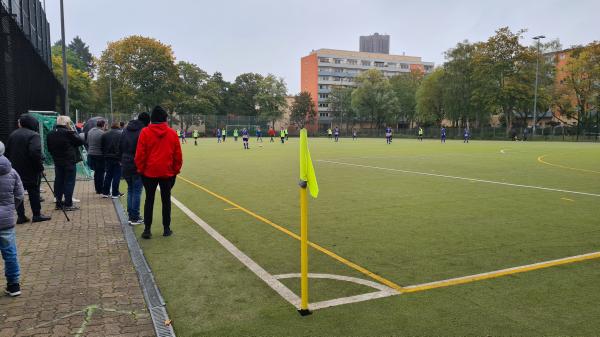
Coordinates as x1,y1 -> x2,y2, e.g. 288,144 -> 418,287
133,137 -> 600,336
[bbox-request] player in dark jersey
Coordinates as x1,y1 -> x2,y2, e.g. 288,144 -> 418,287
385,127 -> 392,144
463,128 -> 470,143
334,127 -> 340,142
242,128 -> 250,149
256,127 -> 263,142
441,127 -> 447,143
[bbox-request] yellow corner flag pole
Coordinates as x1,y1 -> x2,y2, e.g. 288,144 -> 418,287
299,128 -> 318,316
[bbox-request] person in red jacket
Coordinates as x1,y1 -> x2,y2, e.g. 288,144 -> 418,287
135,106 -> 182,239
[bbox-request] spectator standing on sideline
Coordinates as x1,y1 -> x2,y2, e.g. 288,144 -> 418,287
101,122 -> 123,198
135,106 -> 182,239
47,116 -> 84,211
5,114 -> 50,223
120,112 -> 150,225
0,141 -> 24,296
86,119 -> 107,194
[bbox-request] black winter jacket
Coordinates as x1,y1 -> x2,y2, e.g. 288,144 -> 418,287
47,125 -> 85,166
119,120 -> 145,178
5,114 -> 45,187
101,128 -> 122,160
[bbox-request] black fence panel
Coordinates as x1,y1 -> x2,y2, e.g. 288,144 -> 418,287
0,1 -> 63,143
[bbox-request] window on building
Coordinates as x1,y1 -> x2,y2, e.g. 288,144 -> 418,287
374,61 -> 385,67
334,58 -> 342,64
424,65 -> 433,71
319,103 -> 329,108
319,84 -> 329,90
361,60 -> 371,66
320,113 -> 329,117
319,57 -> 330,63
387,62 -> 397,68
334,68 -> 343,73
319,93 -> 329,99
400,63 -> 409,69
319,76 -> 329,81
347,59 -> 357,65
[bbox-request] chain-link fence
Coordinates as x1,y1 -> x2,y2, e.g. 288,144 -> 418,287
313,125 -> 599,142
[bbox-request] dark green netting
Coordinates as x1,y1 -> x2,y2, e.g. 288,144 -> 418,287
29,112 -> 92,181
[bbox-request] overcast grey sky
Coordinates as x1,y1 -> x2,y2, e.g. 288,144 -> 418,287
45,0 -> 598,94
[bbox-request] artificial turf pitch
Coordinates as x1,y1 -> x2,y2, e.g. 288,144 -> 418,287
133,136 -> 600,336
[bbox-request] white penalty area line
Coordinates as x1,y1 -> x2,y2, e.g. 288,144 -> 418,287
171,196 -> 398,311
317,160 -> 600,198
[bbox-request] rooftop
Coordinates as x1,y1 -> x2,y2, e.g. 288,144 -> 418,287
310,48 -> 425,63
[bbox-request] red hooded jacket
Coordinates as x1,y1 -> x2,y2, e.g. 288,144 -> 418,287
135,123 -> 182,178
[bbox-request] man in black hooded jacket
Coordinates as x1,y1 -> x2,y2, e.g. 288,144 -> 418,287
119,112 -> 150,225
5,114 -> 51,223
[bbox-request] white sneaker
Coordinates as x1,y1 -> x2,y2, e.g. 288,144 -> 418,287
102,195 -> 110,198
72,198 -> 80,203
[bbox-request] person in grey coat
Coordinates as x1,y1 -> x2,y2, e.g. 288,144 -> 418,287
0,141 -> 25,297
86,119 -> 106,194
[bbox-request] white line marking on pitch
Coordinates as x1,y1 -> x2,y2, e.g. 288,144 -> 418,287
275,273 -> 398,310
317,160 -> 600,198
500,149 -> 508,154
172,196 -> 398,310
171,196 -> 302,308
275,273 -> 397,292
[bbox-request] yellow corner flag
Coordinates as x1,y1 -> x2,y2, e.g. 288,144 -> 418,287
299,128 -> 319,198
298,128 -> 317,315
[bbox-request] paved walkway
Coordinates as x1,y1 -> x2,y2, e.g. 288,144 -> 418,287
0,180 -> 156,337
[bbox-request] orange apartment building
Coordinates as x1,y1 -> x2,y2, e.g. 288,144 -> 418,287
301,47 -> 434,132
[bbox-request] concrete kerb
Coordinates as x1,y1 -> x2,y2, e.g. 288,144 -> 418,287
112,198 -> 176,337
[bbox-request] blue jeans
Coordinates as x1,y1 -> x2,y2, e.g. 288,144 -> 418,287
54,164 -> 77,207
102,158 -> 122,196
125,175 -> 143,221
0,228 -> 20,284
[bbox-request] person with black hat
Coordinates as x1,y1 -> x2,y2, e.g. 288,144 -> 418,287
120,112 -> 150,225
135,106 -> 182,239
5,114 -> 51,223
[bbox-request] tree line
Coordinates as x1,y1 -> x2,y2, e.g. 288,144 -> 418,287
52,35 -> 288,130
327,27 -> 599,135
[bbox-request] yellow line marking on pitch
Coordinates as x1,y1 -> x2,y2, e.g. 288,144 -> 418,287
538,155 -> 600,174
224,207 -> 241,211
560,197 -> 575,202
178,175 -> 404,292
403,251 -> 600,293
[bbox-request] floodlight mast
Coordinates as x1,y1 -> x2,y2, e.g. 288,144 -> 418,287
532,35 -> 546,138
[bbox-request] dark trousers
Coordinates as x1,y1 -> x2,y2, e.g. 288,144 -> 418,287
54,164 -> 76,207
102,158 -> 122,196
16,183 -> 41,218
142,176 -> 176,231
88,155 -> 105,194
